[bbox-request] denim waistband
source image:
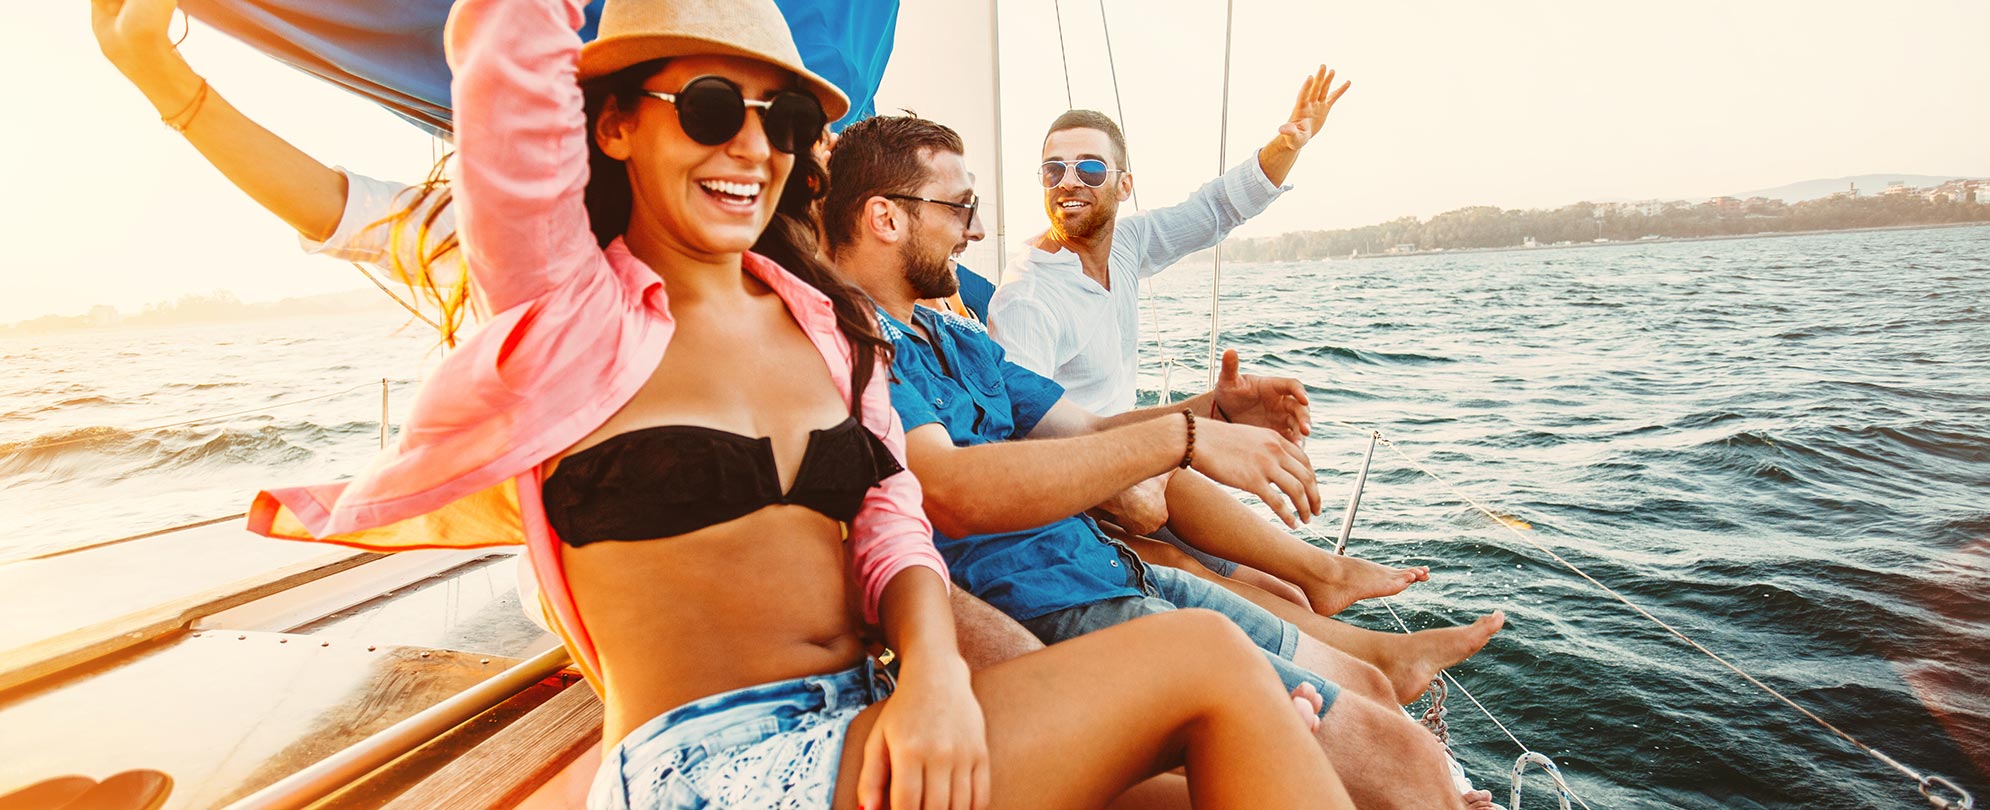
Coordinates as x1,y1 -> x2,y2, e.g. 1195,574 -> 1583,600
613,659 -> 891,764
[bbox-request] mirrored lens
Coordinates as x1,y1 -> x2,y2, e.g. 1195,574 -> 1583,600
764,92 -> 826,154
1039,161 -> 1066,188
1074,159 -> 1111,187
1040,160 -> 1113,188
675,78 -> 746,146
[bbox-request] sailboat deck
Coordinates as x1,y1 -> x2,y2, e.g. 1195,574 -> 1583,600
0,520 -> 374,691
0,630 -> 521,809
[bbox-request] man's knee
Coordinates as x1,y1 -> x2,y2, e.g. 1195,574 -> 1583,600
951,588 -> 1043,670
1340,698 -> 1452,778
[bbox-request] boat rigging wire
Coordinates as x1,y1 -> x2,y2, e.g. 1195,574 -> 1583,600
1091,0 -> 1182,403
1310,417 -> 1976,809
1290,497 -> 1593,809
1049,0 -> 1074,109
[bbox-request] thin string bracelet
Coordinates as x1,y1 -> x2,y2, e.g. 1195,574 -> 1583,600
163,79 -> 210,132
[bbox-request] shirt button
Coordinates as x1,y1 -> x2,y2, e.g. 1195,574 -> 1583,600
1110,559 -> 1120,568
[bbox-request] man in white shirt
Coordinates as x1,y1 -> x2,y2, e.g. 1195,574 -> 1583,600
989,66 -> 1350,416
989,67 -> 1351,593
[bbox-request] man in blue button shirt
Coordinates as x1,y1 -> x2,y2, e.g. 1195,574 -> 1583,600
824,114 -> 1503,809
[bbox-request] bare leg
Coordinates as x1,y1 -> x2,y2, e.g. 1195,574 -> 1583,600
832,610 -> 1351,810
1311,687 -> 1468,810
951,587 -> 1044,671
1229,564 -> 1312,610
1160,469 -> 1429,616
1104,774 -> 1191,810
1181,557 -> 1504,704
1124,535 -> 1309,612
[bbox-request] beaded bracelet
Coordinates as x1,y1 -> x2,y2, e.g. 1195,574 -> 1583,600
1179,408 -> 1196,469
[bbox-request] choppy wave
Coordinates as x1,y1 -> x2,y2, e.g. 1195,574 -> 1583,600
0,422 -> 355,478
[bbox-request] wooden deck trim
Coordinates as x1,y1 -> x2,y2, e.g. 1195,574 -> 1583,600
379,681 -> 603,810
0,549 -> 378,693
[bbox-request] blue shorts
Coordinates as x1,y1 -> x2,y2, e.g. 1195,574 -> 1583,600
1149,526 -> 1241,576
588,661 -> 893,810
1019,562 -> 1339,715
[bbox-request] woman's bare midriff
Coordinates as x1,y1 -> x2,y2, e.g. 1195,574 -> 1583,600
563,505 -> 870,746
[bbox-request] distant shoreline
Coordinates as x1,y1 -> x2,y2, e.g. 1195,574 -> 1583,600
1310,220 -> 1990,263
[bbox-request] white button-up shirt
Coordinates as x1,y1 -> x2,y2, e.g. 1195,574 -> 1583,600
987,153 -> 1288,415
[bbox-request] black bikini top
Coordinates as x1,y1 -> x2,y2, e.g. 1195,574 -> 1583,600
542,416 -> 905,546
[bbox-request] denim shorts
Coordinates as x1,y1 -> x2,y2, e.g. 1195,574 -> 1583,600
1019,563 -> 1339,715
1149,526 -> 1241,577
588,660 -> 893,810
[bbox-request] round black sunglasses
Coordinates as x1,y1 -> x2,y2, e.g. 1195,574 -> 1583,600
647,75 -> 826,154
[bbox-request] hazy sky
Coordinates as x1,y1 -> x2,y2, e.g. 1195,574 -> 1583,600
3,1 -> 1985,324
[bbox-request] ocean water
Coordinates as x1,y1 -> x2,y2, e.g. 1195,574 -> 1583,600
3,225 -> 1987,807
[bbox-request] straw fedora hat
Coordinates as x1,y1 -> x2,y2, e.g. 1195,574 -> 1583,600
578,0 -> 852,121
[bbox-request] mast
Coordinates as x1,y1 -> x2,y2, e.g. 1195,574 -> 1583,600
990,0 -> 1008,279
1208,0 -> 1236,387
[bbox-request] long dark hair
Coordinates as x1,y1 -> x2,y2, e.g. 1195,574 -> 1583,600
377,60 -> 891,411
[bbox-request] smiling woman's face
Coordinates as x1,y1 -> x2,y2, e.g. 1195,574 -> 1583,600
596,55 -> 800,260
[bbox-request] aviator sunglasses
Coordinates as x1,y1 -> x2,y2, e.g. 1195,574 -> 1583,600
1039,159 -> 1122,189
883,194 -> 980,228
646,76 -> 826,154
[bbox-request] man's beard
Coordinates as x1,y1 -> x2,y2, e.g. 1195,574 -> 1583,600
1049,194 -> 1115,239
900,230 -> 960,300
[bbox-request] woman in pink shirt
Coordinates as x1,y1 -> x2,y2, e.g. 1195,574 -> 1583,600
93,0 -> 1349,806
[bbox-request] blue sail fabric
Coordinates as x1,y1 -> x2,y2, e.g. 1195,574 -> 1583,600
178,0 -> 897,137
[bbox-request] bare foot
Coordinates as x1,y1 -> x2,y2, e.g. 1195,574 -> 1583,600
1303,554 -> 1430,616
1376,611 -> 1506,704
1463,788 -> 1497,810
1288,682 -> 1325,733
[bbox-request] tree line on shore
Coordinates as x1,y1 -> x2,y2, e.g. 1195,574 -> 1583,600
0,289 -> 402,337
1224,192 -> 1990,262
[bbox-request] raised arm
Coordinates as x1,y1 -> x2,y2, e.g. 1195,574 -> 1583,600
1254,65 -> 1350,187
444,0 -> 600,312
1116,66 -> 1348,279
92,0 -> 346,241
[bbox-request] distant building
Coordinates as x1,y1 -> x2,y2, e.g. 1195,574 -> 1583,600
1705,196 -> 1742,212
1741,196 -> 1785,215
1881,181 -> 1912,196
